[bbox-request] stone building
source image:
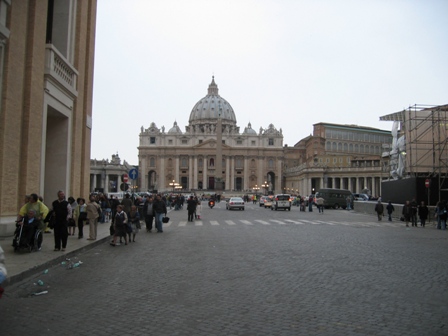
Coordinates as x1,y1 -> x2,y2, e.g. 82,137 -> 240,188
90,154 -> 135,194
138,77 -> 285,194
284,123 -> 393,197
0,1 -> 97,236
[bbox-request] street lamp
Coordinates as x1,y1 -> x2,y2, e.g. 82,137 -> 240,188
253,185 -> 260,196
169,180 -> 179,193
261,181 -> 268,195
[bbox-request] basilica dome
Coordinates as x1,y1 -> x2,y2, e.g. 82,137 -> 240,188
188,77 -> 237,127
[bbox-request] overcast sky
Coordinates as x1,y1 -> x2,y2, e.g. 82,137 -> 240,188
91,0 -> 448,165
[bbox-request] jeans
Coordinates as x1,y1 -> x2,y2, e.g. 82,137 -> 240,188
318,205 -> 324,213
308,203 -> 313,212
388,213 -> 392,221
411,214 -> 418,227
441,219 -> 447,230
155,212 -> 164,232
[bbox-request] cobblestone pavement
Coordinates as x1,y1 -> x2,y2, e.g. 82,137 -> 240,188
1,203 -> 447,335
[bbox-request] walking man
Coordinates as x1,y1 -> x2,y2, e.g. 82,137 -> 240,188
386,201 -> 394,221
52,190 -> 71,251
374,200 -> 384,221
86,195 -> 100,240
153,194 -> 167,233
187,196 -> 197,222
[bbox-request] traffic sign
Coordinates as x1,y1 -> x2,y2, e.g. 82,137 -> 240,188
425,179 -> 430,188
122,173 -> 129,183
129,168 -> 138,180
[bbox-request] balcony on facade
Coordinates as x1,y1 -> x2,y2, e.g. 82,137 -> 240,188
44,44 -> 78,97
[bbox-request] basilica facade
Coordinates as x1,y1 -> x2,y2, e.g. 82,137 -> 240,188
138,77 -> 285,194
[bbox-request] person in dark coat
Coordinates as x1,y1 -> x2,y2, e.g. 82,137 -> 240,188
153,194 -> 167,233
374,201 -> 384,221
52,190 -> 71,251
110,205 -> 128,246
418,201 -> 429,227
143,195 -> 154,232
410,198 -> 418,227
402,201 -> 412,227
186,196 -> 197,222
386,201 -> 395,221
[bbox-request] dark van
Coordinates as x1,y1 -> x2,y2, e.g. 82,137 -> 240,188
315,188 -> 353,209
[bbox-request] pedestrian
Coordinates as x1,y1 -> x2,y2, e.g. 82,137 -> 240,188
121,193 -> 133,215
374,200 -> 384,221
109,195 -> 119,222
74,198 -> 87,239
86,195 -> 100,240
110,205 -> 128,246
316,196 -> 324,214
128,205 -> 140,242
386,201 -> 394,221
143,195 -> 155,232
17,193 -> 49,233
435,201 -> 442,229
410,198 -> 418,227
187,195 -> 197,222
402,200 -> 412,227
196,199 -> 202,220
418,201 -> 429,227
308,195 -> 313,212
153,194 -> 167,233
67,197 -> 77,236
346,196 -> 352,210
438,200 -> 447,230
0,243 -> 6,298
51,190 -> 71,251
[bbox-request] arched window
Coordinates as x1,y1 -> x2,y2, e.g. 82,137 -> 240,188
343,143 -> 348,152
360,144 -> 365,153
149,157 -> 155,167
326,141 -> 331,150
181,157 -> 187,167
338,143 -> 342,151
268,159 -> 274,168
349,144 -> 353,152
375,146 -> 380,154
355,144 -> 359,153
332,142 -> 337,151
209,158 -> 215,167
198,158 -> 203,167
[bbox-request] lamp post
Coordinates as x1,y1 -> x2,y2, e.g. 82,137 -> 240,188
253,185 -> 260,197
261,181 -> 268,195
169,180 -> 179,193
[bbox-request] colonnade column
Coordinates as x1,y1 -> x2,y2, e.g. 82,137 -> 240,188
105,174 -> 109,194
92,174 -> 97,192
348,177 -> 352,192
276,159 -> 282,194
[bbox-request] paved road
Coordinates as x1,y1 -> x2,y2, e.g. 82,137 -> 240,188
1,202 -> 447,335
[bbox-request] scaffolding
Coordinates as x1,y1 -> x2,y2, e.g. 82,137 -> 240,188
380,104 -> 448,200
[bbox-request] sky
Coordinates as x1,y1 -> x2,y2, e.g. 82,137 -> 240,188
91,0 -> 448,165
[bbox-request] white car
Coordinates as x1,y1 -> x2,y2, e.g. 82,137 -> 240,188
226,197 -> 245,210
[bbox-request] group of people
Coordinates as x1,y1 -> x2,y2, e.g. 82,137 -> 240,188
373,198 -> 447,229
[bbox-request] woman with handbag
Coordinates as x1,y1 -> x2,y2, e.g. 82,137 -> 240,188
74,198 -> 87,239
128,205 -> 141,242
110,205 -> 128,246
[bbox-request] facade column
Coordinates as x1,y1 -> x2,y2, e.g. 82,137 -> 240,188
276,158 -> 282,194
105,174 -> 109,194
203,157 -> 207,190
230,156 -> 235,191
160,156 -> 165,192
175,157 -> 180,184
243,157 -> 249,191
189,156 -> 193,190
140,157 -> 147,192
258,156 -> 264,187
93,174 -> 97,192
225,156 -> 230,191
193,156 -> 198,191
348,177 -> 352,192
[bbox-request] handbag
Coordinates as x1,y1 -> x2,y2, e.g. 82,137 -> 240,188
162,216 -> 170,223
126,223 -> 133,233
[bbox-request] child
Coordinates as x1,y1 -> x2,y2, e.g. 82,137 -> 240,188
196,200 -> 202,220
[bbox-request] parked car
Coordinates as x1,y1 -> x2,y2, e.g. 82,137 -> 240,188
259,196 -> 268,207
226,197 -> 245,210
353,193 -> 369,201
271,194 -> 292,211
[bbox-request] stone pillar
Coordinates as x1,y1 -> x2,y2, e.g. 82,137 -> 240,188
140,157 -> 147,192
105,174 -> 109,194
258,156 -> 264,187
203,157 -> 207,190
93,174 -> 97,192
193,156 -> 198,191
189,156 -> 193,190
225,156 -> 230,191
243,157 -> 249,191
230,156 -> 235,191
160,156 -> 165,192
175,157 -> 180,183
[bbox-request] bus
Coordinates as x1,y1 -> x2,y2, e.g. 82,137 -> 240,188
315,188 -> 353,209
